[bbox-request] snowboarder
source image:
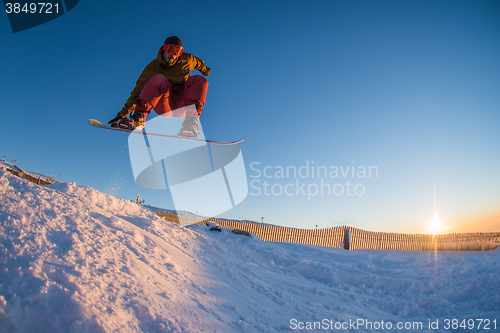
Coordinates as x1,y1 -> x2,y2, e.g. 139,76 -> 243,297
108,36 -> 211,137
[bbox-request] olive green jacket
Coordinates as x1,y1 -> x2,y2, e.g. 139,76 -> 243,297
120,47 -> 209,116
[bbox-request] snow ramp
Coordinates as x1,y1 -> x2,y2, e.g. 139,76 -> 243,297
1,169 -> 499,332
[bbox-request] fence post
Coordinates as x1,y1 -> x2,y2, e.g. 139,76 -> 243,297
343,227 -> 351,250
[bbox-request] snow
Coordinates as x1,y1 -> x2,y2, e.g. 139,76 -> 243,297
0,168 -> 499,332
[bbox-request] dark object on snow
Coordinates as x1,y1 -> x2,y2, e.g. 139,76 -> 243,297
343,227 -> 351,250
232,229 -> 252,237
210,227 -> 222,232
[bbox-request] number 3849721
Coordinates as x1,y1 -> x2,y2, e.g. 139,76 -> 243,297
5,3 -> 60,14
443,319 -> 497,330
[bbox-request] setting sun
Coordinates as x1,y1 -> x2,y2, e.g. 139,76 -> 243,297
429,214 -> 444,235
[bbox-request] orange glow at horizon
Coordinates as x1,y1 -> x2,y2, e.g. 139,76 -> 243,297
409,211 -> 500,235
423,211 -> 500,235
443,214 -> 500,234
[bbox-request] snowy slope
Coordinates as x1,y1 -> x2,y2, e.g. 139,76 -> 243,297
0,168 -> 499,333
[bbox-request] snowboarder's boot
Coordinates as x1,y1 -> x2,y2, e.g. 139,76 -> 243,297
109,103 -> 148,130
129,110 -> 148,130
178,106 -> 202,137
110,116 -> 132,129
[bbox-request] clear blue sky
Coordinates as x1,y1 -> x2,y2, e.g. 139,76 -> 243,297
1,0 -> 499,233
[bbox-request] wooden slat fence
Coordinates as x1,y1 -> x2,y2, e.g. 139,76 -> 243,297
349,227 -> 500,251
155,211 -> 500,252
2,163 -> 54,186
212,219 -> 346,248
153,211 -> 347,248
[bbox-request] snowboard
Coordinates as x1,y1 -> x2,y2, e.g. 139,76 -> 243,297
88,119 -> 244,145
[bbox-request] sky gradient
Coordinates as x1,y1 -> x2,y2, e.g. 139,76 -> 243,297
1,0 -> 499,234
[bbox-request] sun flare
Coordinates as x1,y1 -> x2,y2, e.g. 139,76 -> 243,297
429,214 -> 444,235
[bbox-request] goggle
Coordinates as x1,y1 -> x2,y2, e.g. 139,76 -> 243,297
162,44 -> 183,57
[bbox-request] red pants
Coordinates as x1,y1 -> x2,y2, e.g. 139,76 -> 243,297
138,74 -> 208,118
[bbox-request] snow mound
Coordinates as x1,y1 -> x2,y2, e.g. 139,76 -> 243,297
0,169 -> 499,332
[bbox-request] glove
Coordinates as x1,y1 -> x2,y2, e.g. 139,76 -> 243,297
202,68 -> 211,76
109,103 -> 136,125
108,114 -> 124,125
